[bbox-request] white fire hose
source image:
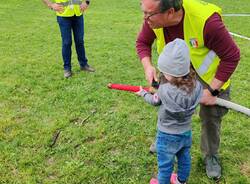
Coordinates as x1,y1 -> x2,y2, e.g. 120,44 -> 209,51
216,98 -> 250,116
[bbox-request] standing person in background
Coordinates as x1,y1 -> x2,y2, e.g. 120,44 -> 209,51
137,39 -> 203,184
136,0 -> 240,179
42,0 -> 95,78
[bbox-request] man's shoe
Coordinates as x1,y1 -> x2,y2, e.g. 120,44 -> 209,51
149,142 -> 156,154
64,70 -> 72,78
205,155 -> 221,179
80,65 -> 95,72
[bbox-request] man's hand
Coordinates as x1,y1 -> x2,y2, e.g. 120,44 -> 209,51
51,3 -> 64,13
144,65 -> 158,85
200,78 -> 224,105
141,57 -> 158,85
200,89 -> 217,105
80,2 -> 89,12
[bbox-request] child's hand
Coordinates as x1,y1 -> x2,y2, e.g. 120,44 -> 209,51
135,86 -> 144,96
148,86 -> 157,94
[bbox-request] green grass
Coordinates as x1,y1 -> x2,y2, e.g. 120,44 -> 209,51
0,0 -> 250,183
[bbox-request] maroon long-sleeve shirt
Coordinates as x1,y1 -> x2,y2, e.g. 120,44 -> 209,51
136,13 -> 240,82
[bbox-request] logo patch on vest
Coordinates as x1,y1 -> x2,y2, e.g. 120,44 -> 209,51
189,38 -> 199,48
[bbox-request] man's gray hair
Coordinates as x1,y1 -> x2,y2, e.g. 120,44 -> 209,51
154,0 -> 183,12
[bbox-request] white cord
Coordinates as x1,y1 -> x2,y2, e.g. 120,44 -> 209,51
223,14 -> 250,17
229,32 -> 250,41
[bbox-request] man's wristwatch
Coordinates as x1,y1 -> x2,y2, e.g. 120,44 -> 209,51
207,86 -> 220,96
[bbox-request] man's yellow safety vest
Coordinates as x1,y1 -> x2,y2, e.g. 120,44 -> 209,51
153,0 -> 230,90
55,0 -> 83,17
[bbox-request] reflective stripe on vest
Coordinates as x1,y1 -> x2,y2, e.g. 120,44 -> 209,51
196,50 -> 216,76
58,0 -> 82,7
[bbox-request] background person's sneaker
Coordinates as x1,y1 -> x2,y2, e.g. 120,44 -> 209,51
149,142 -> 156,154
205,155 -> 221,179
64,70 -> 72,78
80,65 -> 95,72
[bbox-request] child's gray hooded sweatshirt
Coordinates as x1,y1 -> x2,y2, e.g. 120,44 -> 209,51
139,81 -> 203,134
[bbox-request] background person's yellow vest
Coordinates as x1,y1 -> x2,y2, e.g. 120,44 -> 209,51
153,0 -> 230,90
55,0 -> 83,17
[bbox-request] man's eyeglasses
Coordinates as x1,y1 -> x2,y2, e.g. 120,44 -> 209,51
144,11 -> 162,20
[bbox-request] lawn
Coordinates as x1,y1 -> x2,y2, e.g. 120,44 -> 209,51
0,0 -> 249,183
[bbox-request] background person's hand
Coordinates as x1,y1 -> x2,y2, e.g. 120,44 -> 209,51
200,89 -> 217,105
80,2 -> 89,12
51,3 -> 64,13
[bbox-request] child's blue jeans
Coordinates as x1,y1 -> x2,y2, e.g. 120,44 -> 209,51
156,130 -> 192,184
